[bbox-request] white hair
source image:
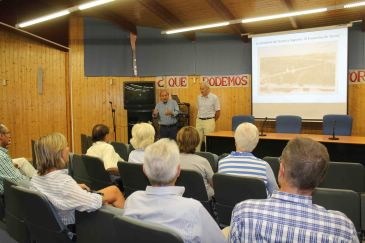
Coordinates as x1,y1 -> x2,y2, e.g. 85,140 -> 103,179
234,123 -> 259,152
200,80 -> 210,89
130,123 -> 155,149
143,138 -> 180,185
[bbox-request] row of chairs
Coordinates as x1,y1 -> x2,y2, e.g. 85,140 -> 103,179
232,114 -> 353,135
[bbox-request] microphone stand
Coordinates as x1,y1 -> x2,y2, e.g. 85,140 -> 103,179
260,117 -> 268,136
328,120 -> 339,140
109,101 -> 117,141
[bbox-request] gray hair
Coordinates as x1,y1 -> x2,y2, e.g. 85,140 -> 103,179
200,80 -> 210,89
143,138 -> 180,186
130,123 -> 155,149
0,124 -> 8,134
234,123 -> 259,152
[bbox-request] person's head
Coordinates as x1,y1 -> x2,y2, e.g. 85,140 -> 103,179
279,137 -> 329,191
176,126 -> 200,154
200,81 -> 210,97
234,123 -> 259,152
143,138 -> 180,186
130,123 -> 155,150
0,124 -> 11,149
159,90 -> 170,103
91,124 -> 110,142
34,132 -> 69,176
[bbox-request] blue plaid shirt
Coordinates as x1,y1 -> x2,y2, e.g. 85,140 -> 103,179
230,191 -> 359,243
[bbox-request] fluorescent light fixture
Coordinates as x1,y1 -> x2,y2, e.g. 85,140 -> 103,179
344,1 -> 365,8
241,8 -> 327,23
164,22 -> 230,34
78,0 -> 115,10
17,10 -> 70,28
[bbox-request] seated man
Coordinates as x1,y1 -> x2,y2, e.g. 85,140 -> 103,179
124,138 -> 225,243
218,123 -> 278,195
230,137 -> 358,243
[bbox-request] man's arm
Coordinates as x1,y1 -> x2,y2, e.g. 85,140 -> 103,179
215,110 -> 221,121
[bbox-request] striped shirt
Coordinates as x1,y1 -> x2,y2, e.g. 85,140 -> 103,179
30,169 -> 102,225
0,147 -> 29,194
230,191 -> 359,243
218,152 -> 278,195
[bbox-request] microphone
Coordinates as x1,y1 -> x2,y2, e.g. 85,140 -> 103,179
109,101 -> 112,105
328,120 -> 339,140
109,101 -> 115,112
260,117 -> 268,137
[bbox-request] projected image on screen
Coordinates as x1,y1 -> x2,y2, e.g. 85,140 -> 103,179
252,27 -> 348,119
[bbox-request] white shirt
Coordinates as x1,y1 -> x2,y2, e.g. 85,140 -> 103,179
86,141 -> 123,169
128,149 -> 144,164
197,93 -> 220,119
30,169 -> 102,225
124,186 -> 225,243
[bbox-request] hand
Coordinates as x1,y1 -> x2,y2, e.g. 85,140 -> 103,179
13,163 -> 19,169
152,109 -> 158,118
164,109 -> 173,116
79,184 -> 91,192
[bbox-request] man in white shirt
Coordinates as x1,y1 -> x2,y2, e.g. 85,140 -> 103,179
124,138 -> 225,243
196,81 -> 220,151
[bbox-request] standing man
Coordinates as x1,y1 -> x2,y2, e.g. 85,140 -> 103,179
196,81 -> 220,151
153,90 -> 180,140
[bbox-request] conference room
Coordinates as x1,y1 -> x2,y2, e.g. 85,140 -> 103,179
1,0 -> 365,242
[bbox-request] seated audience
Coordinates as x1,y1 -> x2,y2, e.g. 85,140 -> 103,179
218,123 -> 278,195
124,139 -> 225,243
176,126 -> 214,199
86,124 -> 123,175
0,123 -> 35,193
230,137 -> 358,243
31,132 -> 124,226
128,123 -> 155,164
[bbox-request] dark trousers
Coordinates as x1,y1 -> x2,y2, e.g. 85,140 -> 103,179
160,125 -> 178,140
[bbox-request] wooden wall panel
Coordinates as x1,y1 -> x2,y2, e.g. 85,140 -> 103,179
0,27 -> 69,159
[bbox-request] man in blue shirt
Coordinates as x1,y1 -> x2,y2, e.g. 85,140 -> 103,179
153,90 -> 180,140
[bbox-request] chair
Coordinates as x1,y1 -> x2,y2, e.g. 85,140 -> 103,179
323,114 -> 352,136
12,186 -> 74,243
3,179 -> 31,243
117,161 -> 150,198
218,153 -> 229,162
262,156 -> 280,183
175,169 -> 213,215
113,215 -> 184,243
213,174 -> 267,226
111,141 -> 130,161
31,140 -> 36,167
361,193 -> 365,234
319,162 -> 365,192
232,115 -> 255,131
80,134 -> 93,154
313,188 -> 361,234
275,115 -> 302,133
195,151 -> 218,172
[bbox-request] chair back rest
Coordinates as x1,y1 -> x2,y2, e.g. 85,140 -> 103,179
80,134 -> 93,154
195,151 -> 218,172
118,162 -> 150,198
3,179 -> 31,243
175,169 -> 208,201
323,114 -> 352,136
113,215 -> 184,243
111,142 -> 130,161
70,154 -> 92,187
262,156 -> 280,183
232,115 -> 255,131
213,174 -> 267,226
275,115 -> 302,133
81,155 -> 113,191
313,188 -> 361,233
319,162 -> 365,192
31,140 -> 36,167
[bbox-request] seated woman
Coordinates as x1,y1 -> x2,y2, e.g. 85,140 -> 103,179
86,124 -> 123,176
31,132 -> 125,226
176,126 -> 214,199
128,123 -> 155,164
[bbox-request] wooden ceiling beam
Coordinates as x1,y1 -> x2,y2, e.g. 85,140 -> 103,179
281,0 -> 300,29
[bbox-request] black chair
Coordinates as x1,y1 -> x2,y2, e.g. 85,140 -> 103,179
12,186 -> 74,243
70,154 -> 93,187
262,156 -> 280,183
31,140 -> 36,167
218,153 -> 229,162
232,115 -> 255,131
361,193 -> 365,235
319,162 -> 365,192
76,206 -> 124,243
323,114 -> 352,136
113,215 -> 184,243
313,188 -> 361,235
195,151 -> 218,173
275,115 -> 302,134
3,179 -> 31,243
80,134 -> 93,154
111,141 -> 130,161
213,174 -> 267,226
175,169 -> 213,215
118,161 -> 150,198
